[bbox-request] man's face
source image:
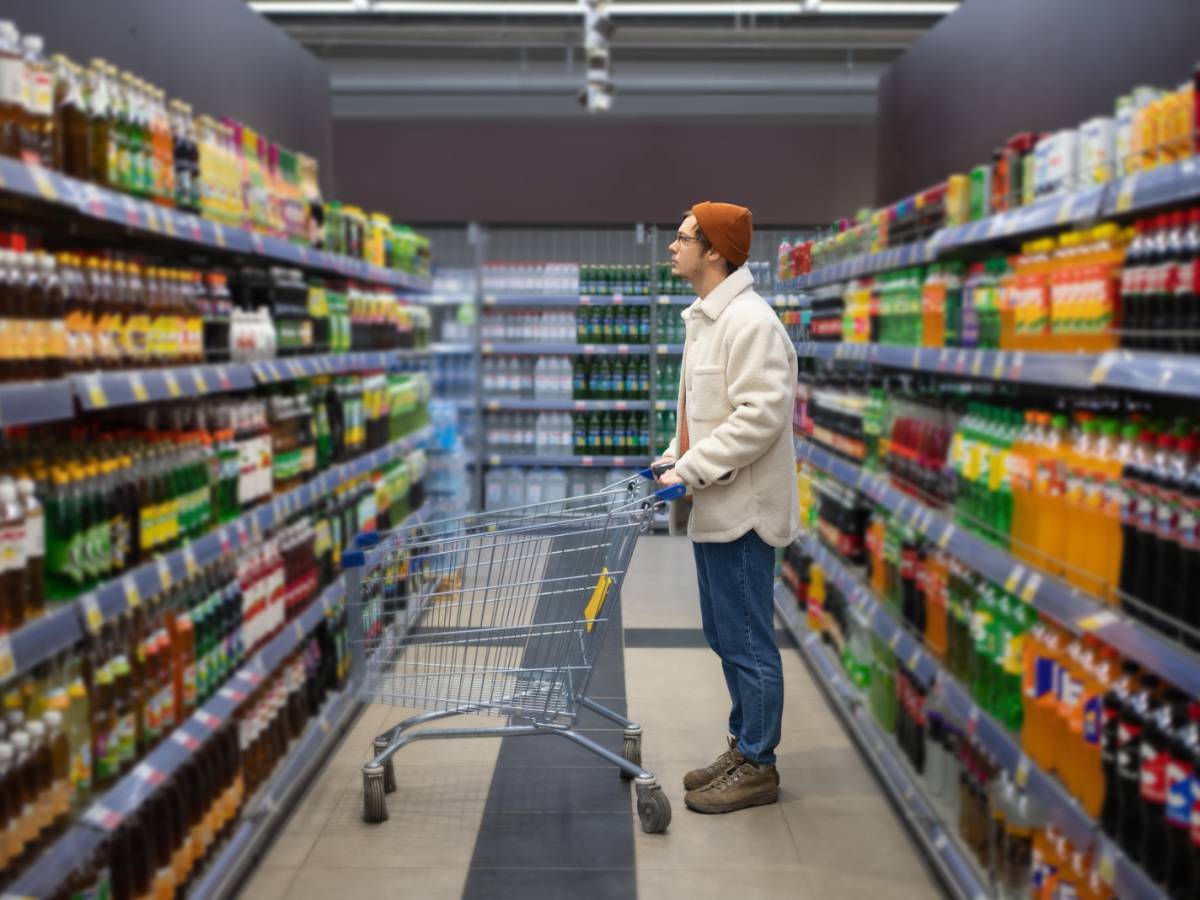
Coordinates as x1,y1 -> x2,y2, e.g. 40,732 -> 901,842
669,214 -> 706,282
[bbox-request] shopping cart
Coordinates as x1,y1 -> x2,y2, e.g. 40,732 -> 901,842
341,468 -> 685,833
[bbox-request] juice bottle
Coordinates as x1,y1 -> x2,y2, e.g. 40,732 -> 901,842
0,740 -> 13,874
149,790 -> 176,900
66,666 -> 92,810
1009,411 -> 1039,563
42,709 -> 70,837
10,730 -> 37,865
51,54 -> 90,179
0,477 -> 27,633
0,22 -> 23,160
19,34 -> 53,168
25,718 -> 52,844
1032,414 -> 1069,578
1062,416 -> 1096,591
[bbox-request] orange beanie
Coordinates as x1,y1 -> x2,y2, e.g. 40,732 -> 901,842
692,201 -> 752,267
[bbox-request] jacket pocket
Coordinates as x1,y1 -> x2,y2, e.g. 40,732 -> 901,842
689,364 -> 728,421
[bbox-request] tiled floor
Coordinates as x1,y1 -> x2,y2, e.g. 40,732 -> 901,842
240,535 -> 944,899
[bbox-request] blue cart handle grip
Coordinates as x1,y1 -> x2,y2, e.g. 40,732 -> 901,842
655,482 -> 687,502
640,461 -> 675,480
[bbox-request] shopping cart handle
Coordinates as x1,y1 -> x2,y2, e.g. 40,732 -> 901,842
655,483 -> 687,502
354,531 -> 381,549
641,461 -> 676,480
342,549 -> 366,569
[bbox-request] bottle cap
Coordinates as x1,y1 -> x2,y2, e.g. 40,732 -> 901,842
43,710 -> 62,729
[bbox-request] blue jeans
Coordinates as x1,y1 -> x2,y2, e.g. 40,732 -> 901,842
693,529 -> 783,766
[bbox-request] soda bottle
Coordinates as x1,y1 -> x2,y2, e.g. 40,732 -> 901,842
1118,424 -> 1155,618
0,477 -> 27,632
1141,687 -> 1176,880
1180,208 -> 1200,355
1155,432 -> 1195,635
1118,672 -> 1158,861
1165,700 -> 1199,897
19,35 -> 54,168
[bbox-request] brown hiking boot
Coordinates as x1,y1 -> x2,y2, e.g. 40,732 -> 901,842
682,736 -> 743,791
684,760 -> 780,814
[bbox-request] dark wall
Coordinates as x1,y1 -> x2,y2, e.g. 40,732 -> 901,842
0,0 -> 334,193
877,0 -> 1200,203
334,118 -> 877,226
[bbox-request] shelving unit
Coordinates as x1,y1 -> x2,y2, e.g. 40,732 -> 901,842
481,342 -> 652,356
784,155 -> 1200,292
5,497 -> 434,900
0,156 -> 430,291
483,399 -> 651,412
484,453 -> 649,468
795,436 -> 1200,698
789,536 -> 1166,900
483,293 -> 653,307
773,584 -> 991,900
0,426 -> 433,695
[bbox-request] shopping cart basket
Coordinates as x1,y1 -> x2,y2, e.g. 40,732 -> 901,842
341,468 -> 685,833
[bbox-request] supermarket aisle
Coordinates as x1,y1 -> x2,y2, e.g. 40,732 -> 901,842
242,536 -> 942,900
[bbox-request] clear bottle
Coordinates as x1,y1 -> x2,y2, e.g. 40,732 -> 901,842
51,54 -> 89,178
0,477 -> 27,633
0,21 -> 23,160
19,35 -> 53,167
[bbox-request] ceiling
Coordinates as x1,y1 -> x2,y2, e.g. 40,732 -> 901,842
248,0 -> 959,119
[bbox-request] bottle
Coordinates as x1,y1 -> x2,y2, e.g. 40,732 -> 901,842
0,21 -> 23,160
0,477 -> 26,633
10,730 -> 37,864
1101,660 -> 1137,838
1165,699 -> 1199,897
1118,672 -> 1158,861
51,55 -> 89,178
41,709 -> 70,838
19,34 -> 53,168
1140,687 -> 1176,881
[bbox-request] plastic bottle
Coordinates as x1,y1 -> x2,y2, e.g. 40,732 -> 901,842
19,34 -> 53,168
1118,672 -> 1158,862
0,477 -> 26,633
1164,699 -> 1199,896
0,21 -> 24,160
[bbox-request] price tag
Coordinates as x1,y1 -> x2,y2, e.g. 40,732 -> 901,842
134,761 -> 166,787
1090,352 -> 1117,386
991,351 -> 1008,380
582,456 -> 594,467
955,350 -> 968,374
933,832 -> 948,852
84,375 -> 108,409
122,576 -> 140,610
1055,195 -> 1076,225
80,593 -> 103,634
219,685 -> 245,703
582,345 -> 596,355
212,222 -> 227,247
84,803 -> 124,832
1004,564 -> 1026,594
1020,572 -> 1043,603
288,360 -> 304,379
1014,755 -> 1031,789
910,347 -> 922,369
129,373 -> 149,403
938,525 -> 955,549
142,205 -> 161,233
183,546 -> 198,578
172,730 -> 200,751
888,630 -> 901,651
936,349 -> 950,372
157,556 -> 173,591
251,516 -> 263,543
1010,351 -> 1026,380
1077,610 -> 1119,633
319,718 -> 331,735
970,353 -> 984,377
161,212 -> 176,237
194,709 -> 221,730
967,706 -> 980,736
0,635 -> 14,681
192,368 -> 209,394
27,163 -> 58,200
294,620 -> 305,641
906,646 -> 921,671
1114,174 -> 1138,214
163,370 -> 182,398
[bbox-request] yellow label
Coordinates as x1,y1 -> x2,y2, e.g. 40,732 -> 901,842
584,567 -> 613,633
164,371 -> 182,398
0,636 -> 13,680
123,577 -> 140,610
86,377 -> 107,409
28,164 -> 57,201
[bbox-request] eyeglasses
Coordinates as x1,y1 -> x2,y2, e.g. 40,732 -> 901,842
675,232 -> 700,245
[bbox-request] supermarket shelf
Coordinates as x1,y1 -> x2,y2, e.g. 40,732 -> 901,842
1101,156 -> 1200,218
654,400 -> 678,411
482,293 -> 653,307
794,341 -> 1100,391
70,351 -> 423,414
189,683 -> 360,900
0,426 -> 433,693
482,398 -> 650,412
794,437 -> 1200,699
421,293 -> 476,306
6,578 -> 345,899
788,238 -> 940,290
0,155 -> 430,292
792,543 -> 1165,900
1090,349 -> 1200,398
484,453 -> 650,468
0,378 -> 76,427
656,294 -> 695,306
481,342 -> 652,356
431,341 -> 475,354
935,185 -> 1108,253
773,585 -> 991,900
655,344 -> 685,355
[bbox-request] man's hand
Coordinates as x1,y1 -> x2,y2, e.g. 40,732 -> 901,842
657,468 -> 684,488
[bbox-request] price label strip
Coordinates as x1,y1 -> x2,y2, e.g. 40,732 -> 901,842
0,635 -> 14,681
122,576 -> 140,610
80,593 -> 104,634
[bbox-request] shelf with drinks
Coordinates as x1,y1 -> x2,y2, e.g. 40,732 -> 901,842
787,538 -> 1165,900
794,436 -> 1200,702
780,63 -> 1200,292
0,147 -> 429,296
1,481 -> 431,899
484,399 -> 651,412
772,584 -> 992,900
1,422 -> 432,695
430,342 -> 474,355
485,454 -> 649,468
481,342 -> 651,357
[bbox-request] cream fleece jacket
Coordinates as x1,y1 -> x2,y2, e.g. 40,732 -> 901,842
664,267 -> 802,547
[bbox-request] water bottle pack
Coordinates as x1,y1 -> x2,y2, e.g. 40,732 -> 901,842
484,466 -> 632,511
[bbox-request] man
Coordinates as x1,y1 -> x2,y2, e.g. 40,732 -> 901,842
655,201 -> 801,814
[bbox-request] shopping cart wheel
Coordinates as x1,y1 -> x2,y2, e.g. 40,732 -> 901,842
362,768 -> 390,823
636,783 -> 672,834
373,738 -> 398,793
618,735 -> 642,780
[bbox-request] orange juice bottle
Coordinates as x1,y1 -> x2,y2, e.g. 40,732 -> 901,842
1054,634 -> 1086,791
1088,224 -> 1128,353
1103,421 -> 1136,603
997,257 -> 1018,350
921,265 -> 945,347
1040,626 -> 1068,775
1009,411 -> 1039,563
1078,640 -> 1113,818
1021,620 -> 1052,767
924,550 -> 948,661
1062,415 -> 1095,590
1033,414 -> 1070,577
1048,233 -> 1074,353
